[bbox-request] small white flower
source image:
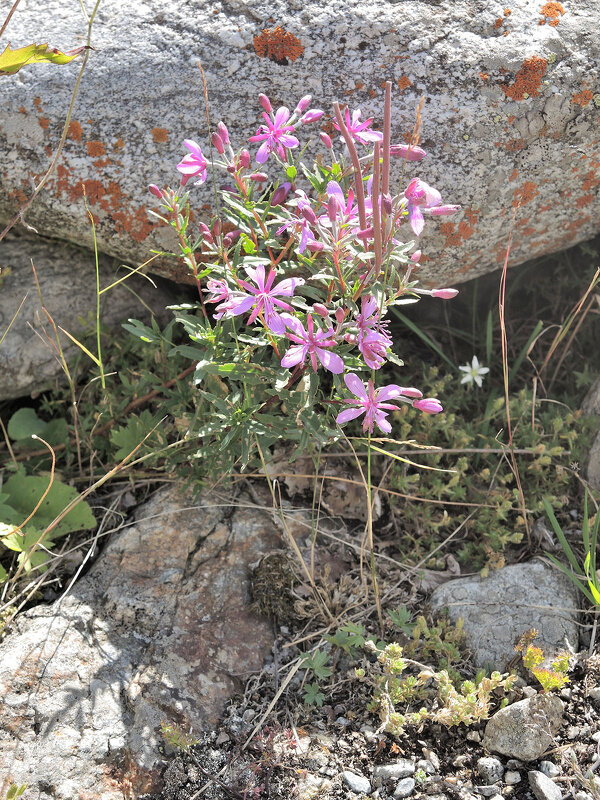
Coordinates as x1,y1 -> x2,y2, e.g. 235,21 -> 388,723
459,355 -> 490,388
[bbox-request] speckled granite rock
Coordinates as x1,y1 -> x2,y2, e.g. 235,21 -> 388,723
583,377 -> 600,489
484,694 -> 564,761
0,1 -> 599,286
0,487 -> 279,799
430,560 -> 579,669
0,231 -> 176,400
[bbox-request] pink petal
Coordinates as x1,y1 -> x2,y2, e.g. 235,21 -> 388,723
271,277 -> 305,296
336,407 -> 364,425
317,349 -> 344,374
281,345 -> 306,368
344,372 -> 368,399
273,106 -> 291,128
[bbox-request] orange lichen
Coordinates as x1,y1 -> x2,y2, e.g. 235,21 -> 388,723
68,121 -> 83,141
38,117 -> 49,129
539,2 -> 565,26
439,208 -> 478,248
572,90 -> 593,107
512,180 -> 539,207
114,138 -> 125,151
86,141 -> 105,157
494,17 -> 503,27
504,7 -> 512,14
509,168 -> 519,182
397,75 -> 411,91
576,194 -> 594,208
152,127 -> 169,143
501,56 -> 547,101
33,96 -> 42,111
253,26 -> 304,64
582,169 -> 599,192
507,114 -> 516,123
479,72 -> 489,81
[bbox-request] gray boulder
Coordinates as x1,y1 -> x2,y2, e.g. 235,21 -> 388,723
0,486 -> 279,798
0,231 -> 176,400
1,1 -> 599,286
483,694 -> 564,761
430,560 -> 579,669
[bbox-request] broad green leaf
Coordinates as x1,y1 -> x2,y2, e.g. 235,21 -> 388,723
7,407 -> 47,440
0,43 -> 88,76
2,470 -> 95,538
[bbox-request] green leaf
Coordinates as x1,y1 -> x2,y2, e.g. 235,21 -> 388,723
286,165 -> 297,181
110,410 -> 164,461
0,43 -> 89,76
7,407 -> 47,440
301,649 -> 332,680
388,606 -> 416,636
303,682 -> 325,707
1,469 -> 95,539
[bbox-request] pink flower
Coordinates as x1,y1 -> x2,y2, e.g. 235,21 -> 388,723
413,397 -> 443,414
281,314 -> 344,373
355,296 -> 393,369
301,109 -> 325,124
248,107 -> 299,164
336,373 -> 405,434
148,184 -> 163,199
404,178 -> 442,236
177,140 -> 208,186
333,108 -> 383,145
205,278 -> 231,304
215,266 -> 304,334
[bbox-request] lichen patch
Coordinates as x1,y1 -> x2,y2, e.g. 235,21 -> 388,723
253,26 -> 304,65
501,56 -> 548,101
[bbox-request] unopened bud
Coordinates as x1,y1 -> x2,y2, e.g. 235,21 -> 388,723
306,240 -> 325,253
400,387 -> 422,398
432,288 -> 459,299
226,164 -> 237,173
148,184 -> 162,199
259,93 -> 272,113
320,132 -> 333,149
424,204 -> 461,216
271,181 -> 292,206
413,397 -> 443,414
239,149 -> 251,168
335,307 -> 346,324
411,250 -> 422,263
390,143 -> 427,161
327,196 -> 338,223
301,109 -> 325,124
217,121 -> 229,145
250,172 -> 269,182
356,227 -> 374,240
211,132 -> 225,154
300,205 -> 318,225
295,94 -> 312,114
313,303 -> 329,317
382,193 -> 393,215
223,230 -> 241,247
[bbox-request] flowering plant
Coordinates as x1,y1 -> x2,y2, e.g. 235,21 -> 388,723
145,82 -> 460,472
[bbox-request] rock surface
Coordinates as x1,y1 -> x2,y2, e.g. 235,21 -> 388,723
0,486 -> 280,798
1,1 -> 599,286
0,231 -> 176,400
430,560 -> 579,669
528,769 -> 563,800
583,377 -> 600,489
483,694 -> 564,761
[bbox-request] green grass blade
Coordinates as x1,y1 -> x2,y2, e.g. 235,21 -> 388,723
541,497 -> 583,575
545,553 -> 594,604
485,310 -> 493,367
508,320 -> 543,385
389,308 -> 457,371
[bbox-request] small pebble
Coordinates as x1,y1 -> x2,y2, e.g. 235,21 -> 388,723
335,716 -> 349,727
477,757 -> 504,784
528,770 -> 562,800
394,777 -> 416,798
539,761 -> 560,778
567,725 -> 581,740
453,754 -> 469,768
472,786 -> 500,797
588,687 -> 600,701
574,792 -> 592,800
466,730 -> 482,742
374,760 -> 415,781
504,771 -> 521,785
417,758 -> 437,775
506,760 -> 524,770
342,771 -> 371,795
593,731 -> 600,743
522,686 -> 538,698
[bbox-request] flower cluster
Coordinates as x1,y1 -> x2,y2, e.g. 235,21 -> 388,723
149,85 -> 460,438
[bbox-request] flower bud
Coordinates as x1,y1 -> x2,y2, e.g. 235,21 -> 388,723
390,143 -> 427,161
259,93 -> 272,113
295,94 -> 312,114
300,205 -> 318,225
301,109 -> 325,124
250,172 -> 269,182
199,222 -> 214,244
327,196 -> 338,223
432,288 -> 459,299
313,303 -> 329,318
410,250 -> 422,263
356,227 -> 374,241
413,397 -> 443,414
223,230 -> 241,247
217,121 -> 229,145
382,193 -> 393,215
320,132 -> 333,149
335,307 -> 346,324
271,181 -> 292,206
211,132 -> 225,154
306,240 -> 325,253
424,204 -> 461,216
400,387 -> 423,398
238,149 -> 251,168
227,164 -> 237,173
148,184 -> 163,199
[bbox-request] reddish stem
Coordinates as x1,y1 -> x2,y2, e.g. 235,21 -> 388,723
372,142 -> 382,278
333,103 -> 368,232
